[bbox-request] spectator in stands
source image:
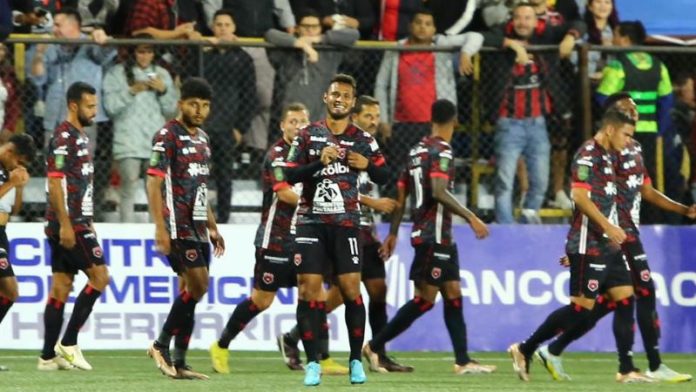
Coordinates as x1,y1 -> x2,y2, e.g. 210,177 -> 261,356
200,9 -> 258,223
596,21 -> 675,223
29,7 -> 115,216
124,0 -> 204,39
482,2 -> 584,223
374,9 -> 483,195
266,8 -> 358,123
375,0 -> 423,41
103,34 -> 178,223
671,73 -> 696,202
293,0 -> 375,40
73,0 -> 120,34
215,0 -> 295,37
0,43 -> 20,144
583,0 -> 619,79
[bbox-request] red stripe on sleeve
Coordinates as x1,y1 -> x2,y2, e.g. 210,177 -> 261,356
273,182 -> 291,191
146,168 -> 166,177
47,172 -> 65,178
431,172 -> 449,180
571,182 -> 592,190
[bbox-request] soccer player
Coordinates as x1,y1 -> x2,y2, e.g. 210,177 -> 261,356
0,134 -> 34,371
508,108 -> 637,382
533,93 -> 695,383
284,74 -> 389,386
364,99 -> 496,375
39,82 -> 110,371
146,78 -> 225,380
209,103 -> 309,374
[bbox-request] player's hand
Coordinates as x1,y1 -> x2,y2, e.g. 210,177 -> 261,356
347,151 -> 369,170
604,223 -> 626,245
91,28 -> 109,45
320,146 -> 339,165
175,22 -> 196,35
686,204 -> 696,219
459,53 -> 474,76
468,216 -> 489,239
378,122 -> 392,143
9,166 -> 29,187
559,255 -> 570,268
559,34 -> 576,59
379,234 -> 397,260
372,197 -> 397,213
209,228 -> 226,257
155,226 -> 171,255
59,224 -> 76,249
145,77 -> 167,94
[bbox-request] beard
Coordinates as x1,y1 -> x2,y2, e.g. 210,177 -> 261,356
327,107 -> 351,120
77,114 -> 94,127
181,113 -> 203,128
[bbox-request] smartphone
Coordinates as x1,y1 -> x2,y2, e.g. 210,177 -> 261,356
146,72 -> 157,80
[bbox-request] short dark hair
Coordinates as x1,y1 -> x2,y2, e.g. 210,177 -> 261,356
9,134 -> 37,161
66,82 -> 96,104
411,8 -> 434,22
55,7 -> 82,26
617,21 -> 646,45
431,99 -> 457,124
352,95 -> 380,115
602,92 -> 633,113
601,107 -> 636,128
298,8 -> 321,23
213,9 -> 236,23
181,77 -> 213,101
281,102 -> 308,121
328,73 -> 357,93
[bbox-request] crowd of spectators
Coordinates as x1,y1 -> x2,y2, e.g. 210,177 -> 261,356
0,0 -> 695,225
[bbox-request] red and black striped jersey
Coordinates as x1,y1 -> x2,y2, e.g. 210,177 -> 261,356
147,120 -> 211,242
615,139 -> 651,242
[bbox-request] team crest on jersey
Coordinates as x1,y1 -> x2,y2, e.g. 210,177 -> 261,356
92,247 -> 103,258
186,249 -> 198,262
431,267 -> 442,280
587,279 -> 599,292
0,258 -> 8,270
263,272 -> 275,284
294,253 -> 302,266
640,269 -> 651,282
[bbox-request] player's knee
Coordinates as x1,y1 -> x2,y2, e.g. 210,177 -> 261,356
89,269 -> 110,291
366,281 -> 387,302
251,291 -> 274,310
4,287 -> 18,302
51,283 -> 73,302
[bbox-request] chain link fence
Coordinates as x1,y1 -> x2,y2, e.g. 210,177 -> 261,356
2,37 -> 695,224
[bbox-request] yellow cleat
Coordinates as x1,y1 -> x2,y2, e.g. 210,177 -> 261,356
209,342 -> 230,374
320,357 -> 349,375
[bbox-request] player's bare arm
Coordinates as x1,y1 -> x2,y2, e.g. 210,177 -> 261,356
207,206 -> 225,257
47,177 -> 75,249
640,182 -> 693,217
571,186 -> 626,244
146,174 -> 170,255
379,185 -> 407,259
359,194 -> 397,214
276,185 -> 300,206
431,177 -> 488,239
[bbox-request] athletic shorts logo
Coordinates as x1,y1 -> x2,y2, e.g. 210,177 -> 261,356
587,279 -> 599,292
640,269 -> 651,282
186,249 -> 198,262
92,247 -> 103,258
0,258 -> 8,270
263,272 -> 274,284
431,267 -> 441,280
294,253 -> 302,266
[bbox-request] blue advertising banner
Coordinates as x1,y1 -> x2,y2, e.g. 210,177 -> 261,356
377,224 -> 696,354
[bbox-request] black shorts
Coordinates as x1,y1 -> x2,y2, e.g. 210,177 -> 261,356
622,240 -> 653,293
294,225 -> 362,276
361,242 -> 386,280
48,230 -> 106,275
254,247 -> 297,291
167,239 -> 210,274
0,226 -> 15,278
602,251 -> 633,290
409,243 -> 459,286
568,251 -> 624,298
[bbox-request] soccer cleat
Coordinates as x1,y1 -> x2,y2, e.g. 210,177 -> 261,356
349,359 -> 367,384
319,357 -> 349,375
507,343 -> 530,381
303,361 -> 321,386
37,356 -> 74,371
616,371 -> 656,383
362,343 -> 387,373
172,364 -> 210,380
0,365 -> 8,371
147,342 -> 177,377
535,345 -> 570,381
209,341 -> 230,374
54,343 -> 92,370
277,334 -> 303,371
379,353 -> 414,372
454,360 -> 497,375
646,364 -> 692,382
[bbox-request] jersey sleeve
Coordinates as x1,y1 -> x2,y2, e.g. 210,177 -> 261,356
397,168 -> 408,189
269,148 -> 291,192
46,132 -> 72,178
570,150 -> 596,190
429,145 -> 453,180
146,128 -> 176,177
365,133 -> 386,167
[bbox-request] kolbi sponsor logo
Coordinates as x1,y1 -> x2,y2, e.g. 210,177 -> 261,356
320,162 -> 350,176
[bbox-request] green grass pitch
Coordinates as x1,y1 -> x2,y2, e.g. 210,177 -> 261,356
1,350 -> 694,391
